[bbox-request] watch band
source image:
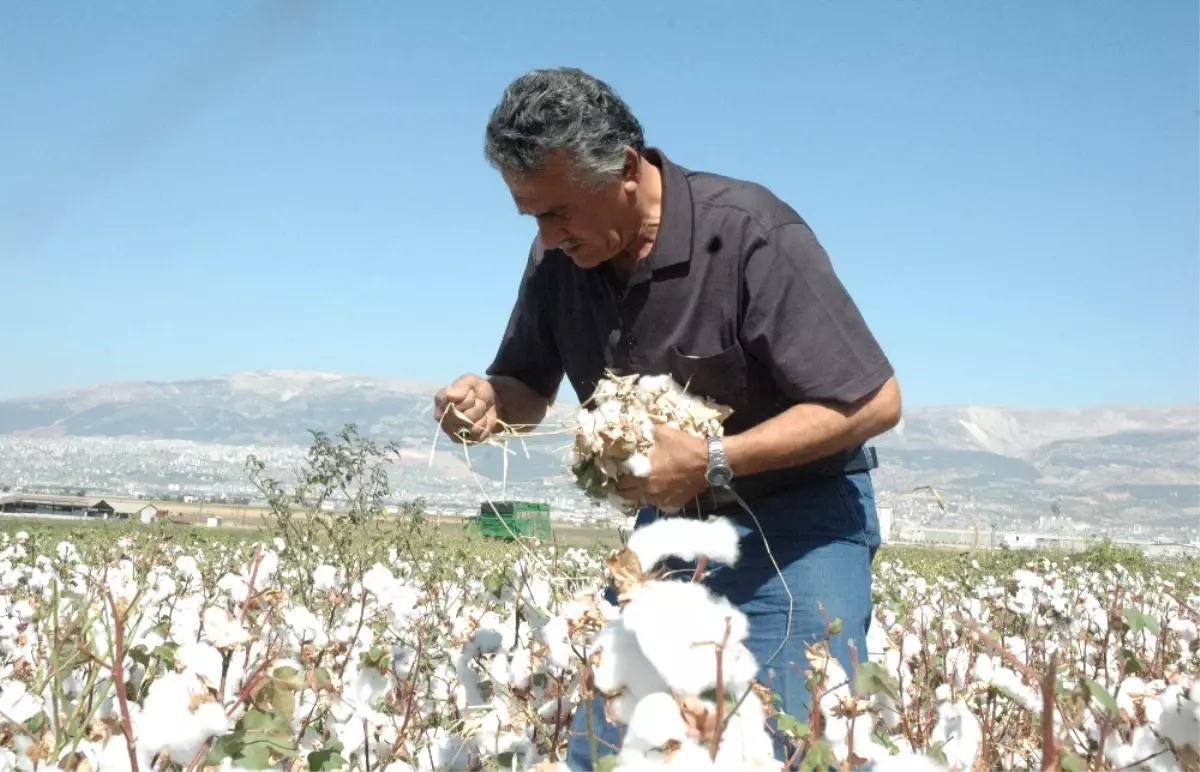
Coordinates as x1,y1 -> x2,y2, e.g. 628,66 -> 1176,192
706,436 -> 733,486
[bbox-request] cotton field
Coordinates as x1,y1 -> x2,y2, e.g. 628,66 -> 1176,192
0,515 -> 1195,772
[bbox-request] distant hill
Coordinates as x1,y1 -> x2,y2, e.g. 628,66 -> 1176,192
0,370 -> 578,483
869,403 -> 1198,527
1,371 -> 1196,517
874,405 -> 1199,484
0,370 -> 438,444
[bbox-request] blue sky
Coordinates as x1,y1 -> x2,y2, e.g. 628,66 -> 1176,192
1,0 -> 1196,408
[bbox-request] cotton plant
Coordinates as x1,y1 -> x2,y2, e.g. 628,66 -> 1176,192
568,371 -> 733,512
551,514 -> 783,771
0,528 -> 612,772
540,517 -> 947,771
858,554 -> 1200,771
0,511 -> 1197,772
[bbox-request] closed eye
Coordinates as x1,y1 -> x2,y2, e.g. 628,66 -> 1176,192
526,206 -> 568,220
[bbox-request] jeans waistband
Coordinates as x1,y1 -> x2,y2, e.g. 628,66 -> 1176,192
679,444 -> 878,518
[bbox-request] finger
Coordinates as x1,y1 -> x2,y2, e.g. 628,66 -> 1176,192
439,380 -> 477,411
446,409 -> 491,443
434,382 -> 468,418
466,404 -> 500,441
454,398 -> 488,427
615,475 -> 644,494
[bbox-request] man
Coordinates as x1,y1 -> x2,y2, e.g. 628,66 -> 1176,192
434,67 -> 901,769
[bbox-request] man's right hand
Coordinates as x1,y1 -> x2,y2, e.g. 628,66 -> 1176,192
433,374 -> 501,444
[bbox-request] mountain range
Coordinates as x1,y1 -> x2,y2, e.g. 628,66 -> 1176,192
2,370 -> 1197,523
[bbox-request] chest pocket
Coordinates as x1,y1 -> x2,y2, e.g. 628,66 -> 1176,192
666,341 -> 749,411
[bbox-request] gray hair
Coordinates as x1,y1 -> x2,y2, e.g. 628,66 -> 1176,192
484,67 -> 646,187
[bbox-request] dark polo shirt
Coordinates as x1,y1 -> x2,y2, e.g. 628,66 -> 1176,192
486,148 -> 894,499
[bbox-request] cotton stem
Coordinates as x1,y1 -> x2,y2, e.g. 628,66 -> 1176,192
710,617 -> 732,761
104,589 -> 140,772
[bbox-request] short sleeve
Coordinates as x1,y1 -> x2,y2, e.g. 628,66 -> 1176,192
739,222 -> 894,405
485,240 -> 565,400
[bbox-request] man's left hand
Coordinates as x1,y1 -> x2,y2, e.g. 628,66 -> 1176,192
616,423 -> 710,509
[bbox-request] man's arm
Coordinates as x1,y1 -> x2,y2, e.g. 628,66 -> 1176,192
729,221 -> 900,474
724,376 -> 900,477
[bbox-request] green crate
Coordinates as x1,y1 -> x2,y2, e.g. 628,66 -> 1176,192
473,500 -> 552,541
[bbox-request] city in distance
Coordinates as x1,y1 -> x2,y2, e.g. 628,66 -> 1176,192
0,369 -> 1196,542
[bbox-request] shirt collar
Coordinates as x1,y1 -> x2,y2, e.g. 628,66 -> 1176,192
642,147 -> 694,270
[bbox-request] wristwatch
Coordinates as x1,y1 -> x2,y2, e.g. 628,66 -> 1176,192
705,436 -> 734,488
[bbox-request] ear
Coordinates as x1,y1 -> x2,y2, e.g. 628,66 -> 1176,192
620,146 -> 641,193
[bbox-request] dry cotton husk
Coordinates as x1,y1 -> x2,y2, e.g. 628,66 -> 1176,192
568,370 -> 733,513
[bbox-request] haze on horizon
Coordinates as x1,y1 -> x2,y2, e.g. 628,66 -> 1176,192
1,1 -> 1196,410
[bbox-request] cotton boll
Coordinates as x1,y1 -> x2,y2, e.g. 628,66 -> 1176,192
508,645 -> 533,691
453,649 -> 485,709
972,652 -> 995,685
1104,726 -> 1169,770
900,632 -> 922,662
626,516 -> 740,574
468,625 -> 505,657
622,581 -> 757,696
990,667 -> 1040,712
590,618 -> 669,709
330,711 -> 368,759
487,652 -> 511,686
344,664 -> 394,716
174,554 -> 201,581
415,731 -> 470,772
944,646 -> 970,690
251,548 -> 279,585
284,605 -> 329,648
136,672 -> 231,765
201,606 -> 250,650
1115,676 -> 1147,717
929,699 -> 982,771
313,563 -> 341,592
216,572 -> 250,604
534,616 -> 573,672
1154,683 -> 1200,751
823,701 -> 890,766
621,738 -> 716,771
363,564 -> 397,598
0,683 -> 42,725
712,691 -> 776,765
635,374 -> 673,400
175,641 -> 223,689
620,452 -> 653,478
576,409 -> 596,437
54,541 -> 79,563
10,601 -> 33,625
622,692 -> 688,755
870,753 -> 951,772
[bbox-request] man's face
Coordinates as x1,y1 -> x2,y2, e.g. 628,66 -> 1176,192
503,149 -> 637,269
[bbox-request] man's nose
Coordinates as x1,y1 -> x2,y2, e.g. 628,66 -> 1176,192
537,220 -> 568,250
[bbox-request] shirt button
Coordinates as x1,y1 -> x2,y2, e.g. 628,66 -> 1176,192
627,334 -> 637,346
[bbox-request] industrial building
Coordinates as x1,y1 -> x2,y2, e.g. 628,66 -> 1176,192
0,494 -> 162,523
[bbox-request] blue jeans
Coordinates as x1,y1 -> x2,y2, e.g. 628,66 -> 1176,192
564,471 -> 882,770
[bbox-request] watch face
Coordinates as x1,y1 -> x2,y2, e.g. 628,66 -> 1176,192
708,466 -> 733,487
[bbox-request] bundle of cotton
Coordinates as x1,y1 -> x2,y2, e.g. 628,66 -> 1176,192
569,371 -> 733,512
